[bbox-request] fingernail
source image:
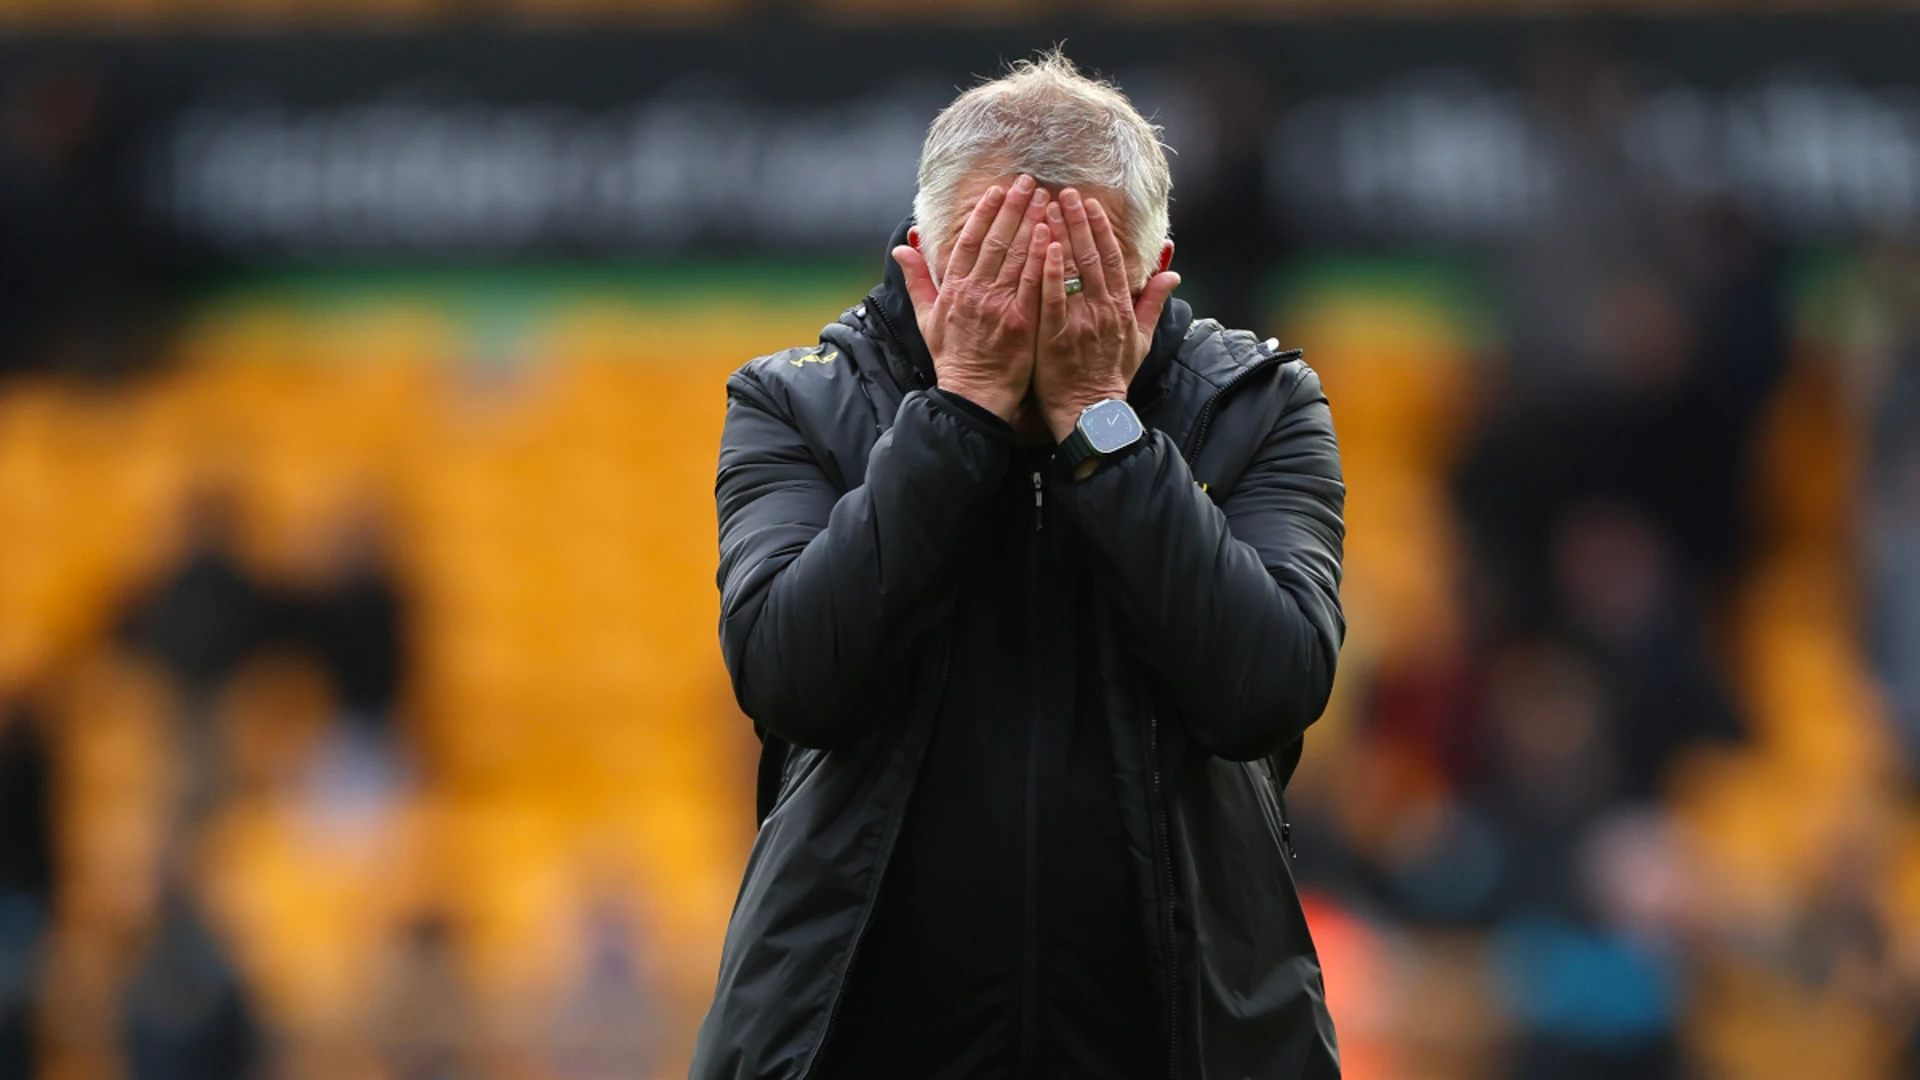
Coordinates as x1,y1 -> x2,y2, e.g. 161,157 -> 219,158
1061,189 -> 1081,209
1031,188 -> 1048,208
1048,204 -> 1063,224
988,186 -> 1005,202
1014,174 -> 1034,192
1086,198 -> 1103,217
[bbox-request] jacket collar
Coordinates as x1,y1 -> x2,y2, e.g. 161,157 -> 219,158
869,215 -> 1190,408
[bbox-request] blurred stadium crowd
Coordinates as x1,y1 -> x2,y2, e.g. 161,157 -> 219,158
2,8 -> 1920,1080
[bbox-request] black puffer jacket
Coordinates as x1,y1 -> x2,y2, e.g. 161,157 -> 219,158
695,221 -> 1347,1080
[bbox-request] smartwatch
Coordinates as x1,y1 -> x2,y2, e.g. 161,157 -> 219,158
1056,398 -> 1145,477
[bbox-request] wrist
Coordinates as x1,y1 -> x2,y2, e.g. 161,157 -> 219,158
1045,388 -> 1128,442
1045,410 -> 1080,443
939,379 -> 1025,422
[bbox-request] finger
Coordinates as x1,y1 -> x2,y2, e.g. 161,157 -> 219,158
972,175 -> 1036,282
1085,198 -> 1134,304
943,185 -> 1006,281
1016,221 -> 1050,315
1041,240 -> 1069,334
1045,201 -> 1084,288
1133,270 -> 1181,337
1056,188 -> 1110,301
892,245 -> 939,321
995,187 -> 1049,288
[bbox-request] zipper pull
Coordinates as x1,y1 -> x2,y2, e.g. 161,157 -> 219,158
1032,470 -> 1044,531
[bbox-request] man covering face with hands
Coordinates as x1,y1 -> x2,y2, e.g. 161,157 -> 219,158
697,50 -> 1347,1080
890,171 -> 1180,459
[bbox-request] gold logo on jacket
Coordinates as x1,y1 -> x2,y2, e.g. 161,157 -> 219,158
790,347 -> 837,367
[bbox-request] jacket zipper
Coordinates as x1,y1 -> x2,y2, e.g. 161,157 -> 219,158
1182,347 -> 1300,461
856,311 -> 1293,1076
1146,707 -> 1180,1080
1275,769 -> 1297,860
799,645 -> 952,1080
1021,463 -> 1044,1074
865,294 -> 930,390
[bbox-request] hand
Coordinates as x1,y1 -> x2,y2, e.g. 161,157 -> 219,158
1034,188 -> 1179,443
893,176 -> 1052,421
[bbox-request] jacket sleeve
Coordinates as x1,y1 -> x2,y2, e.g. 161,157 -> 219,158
1053,365 -> 1346,762
715,368 -> 1014,749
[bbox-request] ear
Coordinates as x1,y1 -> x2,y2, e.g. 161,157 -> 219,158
908,225 -> 923,251
1157,240 -> 1174,276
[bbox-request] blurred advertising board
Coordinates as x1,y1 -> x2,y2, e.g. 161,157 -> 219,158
3,13 -> 1918,271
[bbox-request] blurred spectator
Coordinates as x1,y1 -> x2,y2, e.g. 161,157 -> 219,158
121,488 -> 283,702
1497,41 -> 1666,404
1159,51 -> 1288,334
0,702 -> 54,914
1861,246 -> 1920,774
1490,911 -> 1683,1080
1785,836 -> 1900,1010
1458,264 -> 1777,623
1870,397 -> 1920,772
120,487 -> 287,824
1471,42 -> 1786,628
1549,502 -> 1743,796
1475,640 -> 1617,919
1477,663 -> 1690,1079
121,890 -> 259,1080
215,653 -> 336,802
294,507 -> 407,739
375,914 -> 481,1080
0,703 -> 54,1080
274,506 -> 417,842
1676,195 -> 1791,452
548,896 -> 659,1080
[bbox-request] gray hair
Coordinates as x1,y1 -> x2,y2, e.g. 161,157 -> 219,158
913,49 -> 1172,290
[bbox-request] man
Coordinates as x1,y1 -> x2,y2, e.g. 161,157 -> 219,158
696,52 -> 1345,1080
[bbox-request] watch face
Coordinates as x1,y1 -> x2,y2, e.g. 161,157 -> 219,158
1081,399 -> 1144,454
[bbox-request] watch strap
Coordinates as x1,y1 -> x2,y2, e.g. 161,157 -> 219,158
1056,423 -> 1101,475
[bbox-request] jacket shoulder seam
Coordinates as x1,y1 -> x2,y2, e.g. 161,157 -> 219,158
733,333 -> 869,397
1274,356 -> 1327,420
1175,321 -> 1287,390
1275,358 -> 1309,414
729,349 -> 807,400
